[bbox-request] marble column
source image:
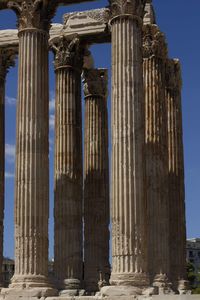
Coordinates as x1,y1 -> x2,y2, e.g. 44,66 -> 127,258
83,68 -> 110,294
0,48 -> 16,288
166,59 -> 189,294
52,36 -> 84,296
107,0 -> 149,295
143,16 -> 173,293
4,1 -> 57,296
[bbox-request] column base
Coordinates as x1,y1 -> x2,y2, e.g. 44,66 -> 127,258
58,279 -> 84,297
59,289 -> 85,297
110,272 -> 150,289
100,285 -> 143,297
84,279 -> 99,295
100,272 -> 150,297
177,280 -> 191,295
1,275 -> 58,297
153,274 -> 174,295
1,287 -> 58,298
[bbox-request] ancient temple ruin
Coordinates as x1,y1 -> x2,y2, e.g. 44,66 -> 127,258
0,0 -> 193,299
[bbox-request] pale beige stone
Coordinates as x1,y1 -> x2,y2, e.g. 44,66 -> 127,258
143,0 -> 156,25
82,68 -> 110,294
52,35 -> 84,294
63,8 -> 110,42
0,1 -> 190,298
0,24 -> 62,48
109,0 -> 149,293
0,30 -> 18,48
1,295 -> 200,300
2,1 -> 57,297
0,7 -> 111,50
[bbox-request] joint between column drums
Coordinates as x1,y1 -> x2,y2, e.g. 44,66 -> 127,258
109,14 -> 143,28
84,94 -> 104,99
55,65 -> 82,74
18,28 -> 48,37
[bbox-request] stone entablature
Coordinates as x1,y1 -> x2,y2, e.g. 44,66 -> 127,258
0,8 -> 111,50
63,8 -> 110,43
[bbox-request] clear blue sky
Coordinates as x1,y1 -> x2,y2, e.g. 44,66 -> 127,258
0,0 -> 199,259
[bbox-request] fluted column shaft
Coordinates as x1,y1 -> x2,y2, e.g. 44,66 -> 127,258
5,2 -> 58,294
143,24 -> 171,290
110,1 -> 149,289
10,28 -> 50,287
53,36 -> 83,292
83,69 -> 110,294
166,59 -> 188,293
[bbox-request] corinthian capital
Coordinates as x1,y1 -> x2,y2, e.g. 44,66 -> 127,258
109,0 -> 146,18
174,59 -> 182,91
82,69 -> 108,98
165,59 -> 182,94
7,0 -> 58,32
166,59 -> 182,92
50,35 -> 85,71
143,24 -> 168,59
0,47 -> 17,81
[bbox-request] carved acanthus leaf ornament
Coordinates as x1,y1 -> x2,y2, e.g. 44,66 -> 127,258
64,8 -> 110,27
51,35 -> 85,70
82,69 -> 108,98
143,24 -> 168,59
109,0 -> 146,18
86,8 -> 110,23
165,59 -> 182,92
174,59 -> 182,91
7,0 -> 58,32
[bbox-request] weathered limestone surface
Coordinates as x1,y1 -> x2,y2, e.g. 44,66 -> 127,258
0,7 -> 111,49
63,8 -> 110,43
83,68 -> 110,294
0,48 -> 16,287
0,1 -> 190,299
143,0 -> 156,25
1,295 -> 200,300
2,0 -> 57,297
0,30 -> 19,48
52,36 -> 84,295
143,7 -> 172,293
108,0 -> 149,295
166,59 -> 188,294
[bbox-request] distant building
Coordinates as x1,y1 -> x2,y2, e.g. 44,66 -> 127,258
186,238 -> 200,273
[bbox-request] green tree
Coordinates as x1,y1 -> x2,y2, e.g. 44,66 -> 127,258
187,262 -> 200,294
